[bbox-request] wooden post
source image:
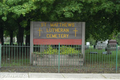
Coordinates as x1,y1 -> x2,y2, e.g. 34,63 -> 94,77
0,40 -> 1,68
81,22 -> 85,63
30,21 -> 33,65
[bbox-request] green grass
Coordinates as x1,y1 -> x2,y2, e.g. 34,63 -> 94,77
85,48 -> 120,68
2,59 -> 30,67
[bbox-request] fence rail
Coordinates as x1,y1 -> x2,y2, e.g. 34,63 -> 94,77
0,43 -> 120,73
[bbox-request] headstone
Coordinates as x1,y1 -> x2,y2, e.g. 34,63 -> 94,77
85,42 -> 90,49
106,40 -> 117,54
89,52 -> 98,54
86,42 -> 90,46
95,41 -> 107,49
107,40 -> 117,51
102,52 -> 107,54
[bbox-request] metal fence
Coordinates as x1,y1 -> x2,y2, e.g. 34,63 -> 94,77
1,43 -> 30,67
85,44 -> 119,73
0,43 -> 120,73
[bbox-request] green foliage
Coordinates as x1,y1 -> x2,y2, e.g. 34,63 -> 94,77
116,33 -> 120,45
2,16 -> 7,21
60,46 -> 80,55
0,0 -> 120,41
34,45 -> 81,55
20,20 -> 28,28
86,35 -> 96,45
43,45 -> 58,55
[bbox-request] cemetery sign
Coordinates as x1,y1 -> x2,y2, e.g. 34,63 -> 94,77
30,22 -> 85,45
30,21 -> 85,64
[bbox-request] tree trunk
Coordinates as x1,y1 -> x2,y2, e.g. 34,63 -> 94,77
10,31 -> 13,45
25,20 -> 30,45
26,35 -> 30,45
0,27 -> 4,45
17,25 -> 24,44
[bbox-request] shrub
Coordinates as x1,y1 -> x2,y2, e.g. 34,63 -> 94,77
34,45 -> 81,55
60,46 -> 80,55
43,45 -> 58,54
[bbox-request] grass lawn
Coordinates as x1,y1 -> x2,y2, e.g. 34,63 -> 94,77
1,58 -> 30,67
85,48 -> 120,68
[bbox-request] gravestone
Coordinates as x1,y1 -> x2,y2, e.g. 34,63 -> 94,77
95,41 -> 107,49
106,40 -> 117,54
89,52 -> 98,54
85,42 -> 90,49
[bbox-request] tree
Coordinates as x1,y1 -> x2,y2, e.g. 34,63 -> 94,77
0,20 -> 4,44
86,35 -> 96,45
0,0 -> 37,44
0,0 -> 120,43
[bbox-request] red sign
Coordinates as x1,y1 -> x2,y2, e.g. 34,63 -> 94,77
33,39 -> 82,45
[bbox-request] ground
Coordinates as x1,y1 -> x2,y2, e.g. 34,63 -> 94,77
0,66 -> 120,73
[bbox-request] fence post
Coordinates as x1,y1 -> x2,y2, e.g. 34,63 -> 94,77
30,21 -> 33,65
58,43 -> 60,73
0,42 -> 1,68
116,44 -> 118,73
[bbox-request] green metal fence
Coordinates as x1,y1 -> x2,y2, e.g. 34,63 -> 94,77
85,44 -> 120,73
0,43 -> 120,73
1,43 -> 30,67
32,43 -> 82,73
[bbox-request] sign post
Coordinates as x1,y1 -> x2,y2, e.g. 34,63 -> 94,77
30,22 -> 85,64
0,41 -> 1,68
30,21 -> 33,64
82,23 -> 85,62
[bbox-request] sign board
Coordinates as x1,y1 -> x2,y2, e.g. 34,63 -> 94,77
31,22 -> 85,45
30,21 -> 85,64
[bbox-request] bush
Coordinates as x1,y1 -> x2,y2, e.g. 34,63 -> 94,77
60,46 -> 80,55
34,45 -> 81,55
43,45 -> 58,54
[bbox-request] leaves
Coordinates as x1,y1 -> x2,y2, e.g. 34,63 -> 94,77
0,0 -> 120,40
20,20 -> 28,28
2,16 -> 7,21
43,46 -> 80,55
